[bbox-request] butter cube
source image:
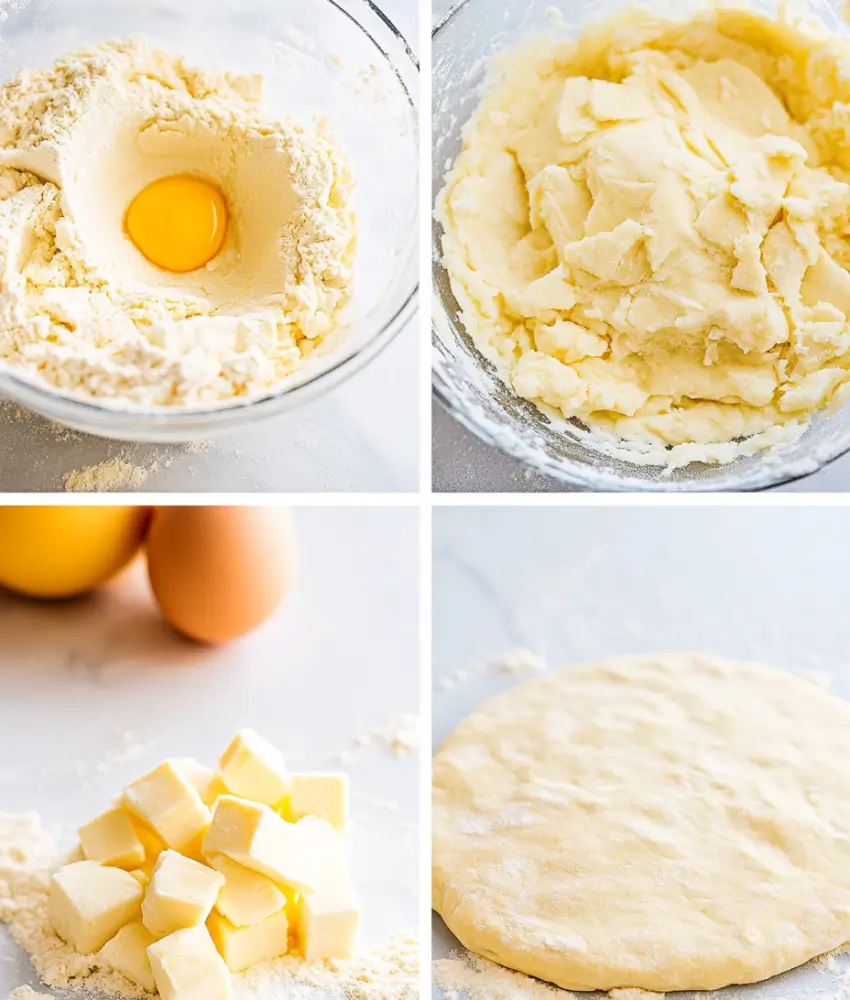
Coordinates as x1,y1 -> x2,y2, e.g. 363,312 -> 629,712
174,758 -> 228,808
130,869 -> 151,888
148,925 -> 231,1000
136,822 -> 165,864
49,861 -> 143,955
289,773 -> 350,829
64,844 -> 85,865
298,881 -> 361,961
210,855 -> 287,928
124,761 -> 211,851
142,850 -> 224,939
79,806 -> 146,869
204,796 -> 327,894
219,730 -> 291,806
208,907 -> 289,972
100,920 -> 157,992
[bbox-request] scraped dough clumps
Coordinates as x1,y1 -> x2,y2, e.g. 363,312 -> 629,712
0,38 -> 355,406
438,10 -> 850,460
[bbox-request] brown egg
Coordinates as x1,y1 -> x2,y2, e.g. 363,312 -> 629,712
146,507 -> 297,643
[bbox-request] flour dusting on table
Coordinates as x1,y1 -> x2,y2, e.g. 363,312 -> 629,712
0,812 -> 417,999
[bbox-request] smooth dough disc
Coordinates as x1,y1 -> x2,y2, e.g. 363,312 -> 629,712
432,653 -> 850,991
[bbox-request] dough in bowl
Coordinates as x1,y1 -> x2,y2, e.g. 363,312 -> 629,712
432,652 -> 850,991
437,9 -> 850,463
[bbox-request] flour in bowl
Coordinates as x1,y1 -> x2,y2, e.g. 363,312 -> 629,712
0,38 -> 355,407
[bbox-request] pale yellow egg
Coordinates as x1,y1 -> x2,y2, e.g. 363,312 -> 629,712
125,174 -> 228,273
0,506 -> 150,598
146,507 -> 297,644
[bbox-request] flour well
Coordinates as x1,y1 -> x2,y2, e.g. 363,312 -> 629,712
0,37 -> 355,408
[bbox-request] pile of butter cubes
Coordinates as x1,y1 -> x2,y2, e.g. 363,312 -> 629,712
48,730 -> 359,999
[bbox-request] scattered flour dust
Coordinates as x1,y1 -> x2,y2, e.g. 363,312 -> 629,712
0,812 -> 418,999
62,443 -> 212,492
62,458 -> 148,492
339,714 -> 419,764
6,989 -> 53,999
489,649 -> 546,677
433,953 -> 686,1000
438,648 -> 547,692
433,952 -> 574,999
0,401 -> 213,493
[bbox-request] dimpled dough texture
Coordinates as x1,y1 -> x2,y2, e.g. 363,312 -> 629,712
432,653 -> 850,992
437,10 -> 850,461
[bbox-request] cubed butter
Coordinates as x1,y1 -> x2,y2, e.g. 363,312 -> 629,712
204,796 -> 328,894
208,907 -> 289,972
289,773 -> 349,829
148,925 -> 231,1000
64,844 -> 85,865
100,920 -> 157,992
174,758 -> 228,808
49,861 -> 143,955
78,806 -> 146,869
209,855 -> 287,928
142,850 -> 225,939
124,761 -> 211,851
130,869 -> 152,888
135,821 -> 165,865
294,814 -> 348,878
219,730 -> 290,806
298,881 -> 361,962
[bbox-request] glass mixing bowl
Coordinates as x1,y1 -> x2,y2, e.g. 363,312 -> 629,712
432,0 -> 850,491
0,0 -> 418,442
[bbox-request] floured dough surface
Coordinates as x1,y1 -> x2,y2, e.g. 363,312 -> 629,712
432,653 -> 850,991
437,10 -> 850,461
0,38 -> 355,407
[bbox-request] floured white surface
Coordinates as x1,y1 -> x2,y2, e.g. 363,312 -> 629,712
0,507 -> 419,997
432,505 -> 850,997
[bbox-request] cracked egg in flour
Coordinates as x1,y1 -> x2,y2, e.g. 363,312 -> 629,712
0,36 -> 356,407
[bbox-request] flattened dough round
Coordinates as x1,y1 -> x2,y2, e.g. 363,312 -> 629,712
432,653 -> 850,991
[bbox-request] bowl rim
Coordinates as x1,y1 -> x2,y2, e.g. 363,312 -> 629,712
432,365 -> 850,492
429,0 -> 849,493
0,0 -> 420,442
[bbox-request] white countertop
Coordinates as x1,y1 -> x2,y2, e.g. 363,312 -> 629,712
0,505 -> 420,997
0,0 -> 419,495
432,504 -> 850,996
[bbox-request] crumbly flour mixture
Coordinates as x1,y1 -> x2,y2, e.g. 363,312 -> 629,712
0,38 -> 355,407
0,813 -> 416,999
433,653 -> 850,992
438,9 -> 850,462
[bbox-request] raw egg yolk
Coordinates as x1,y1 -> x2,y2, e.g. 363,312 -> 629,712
125,174 -> 228,273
